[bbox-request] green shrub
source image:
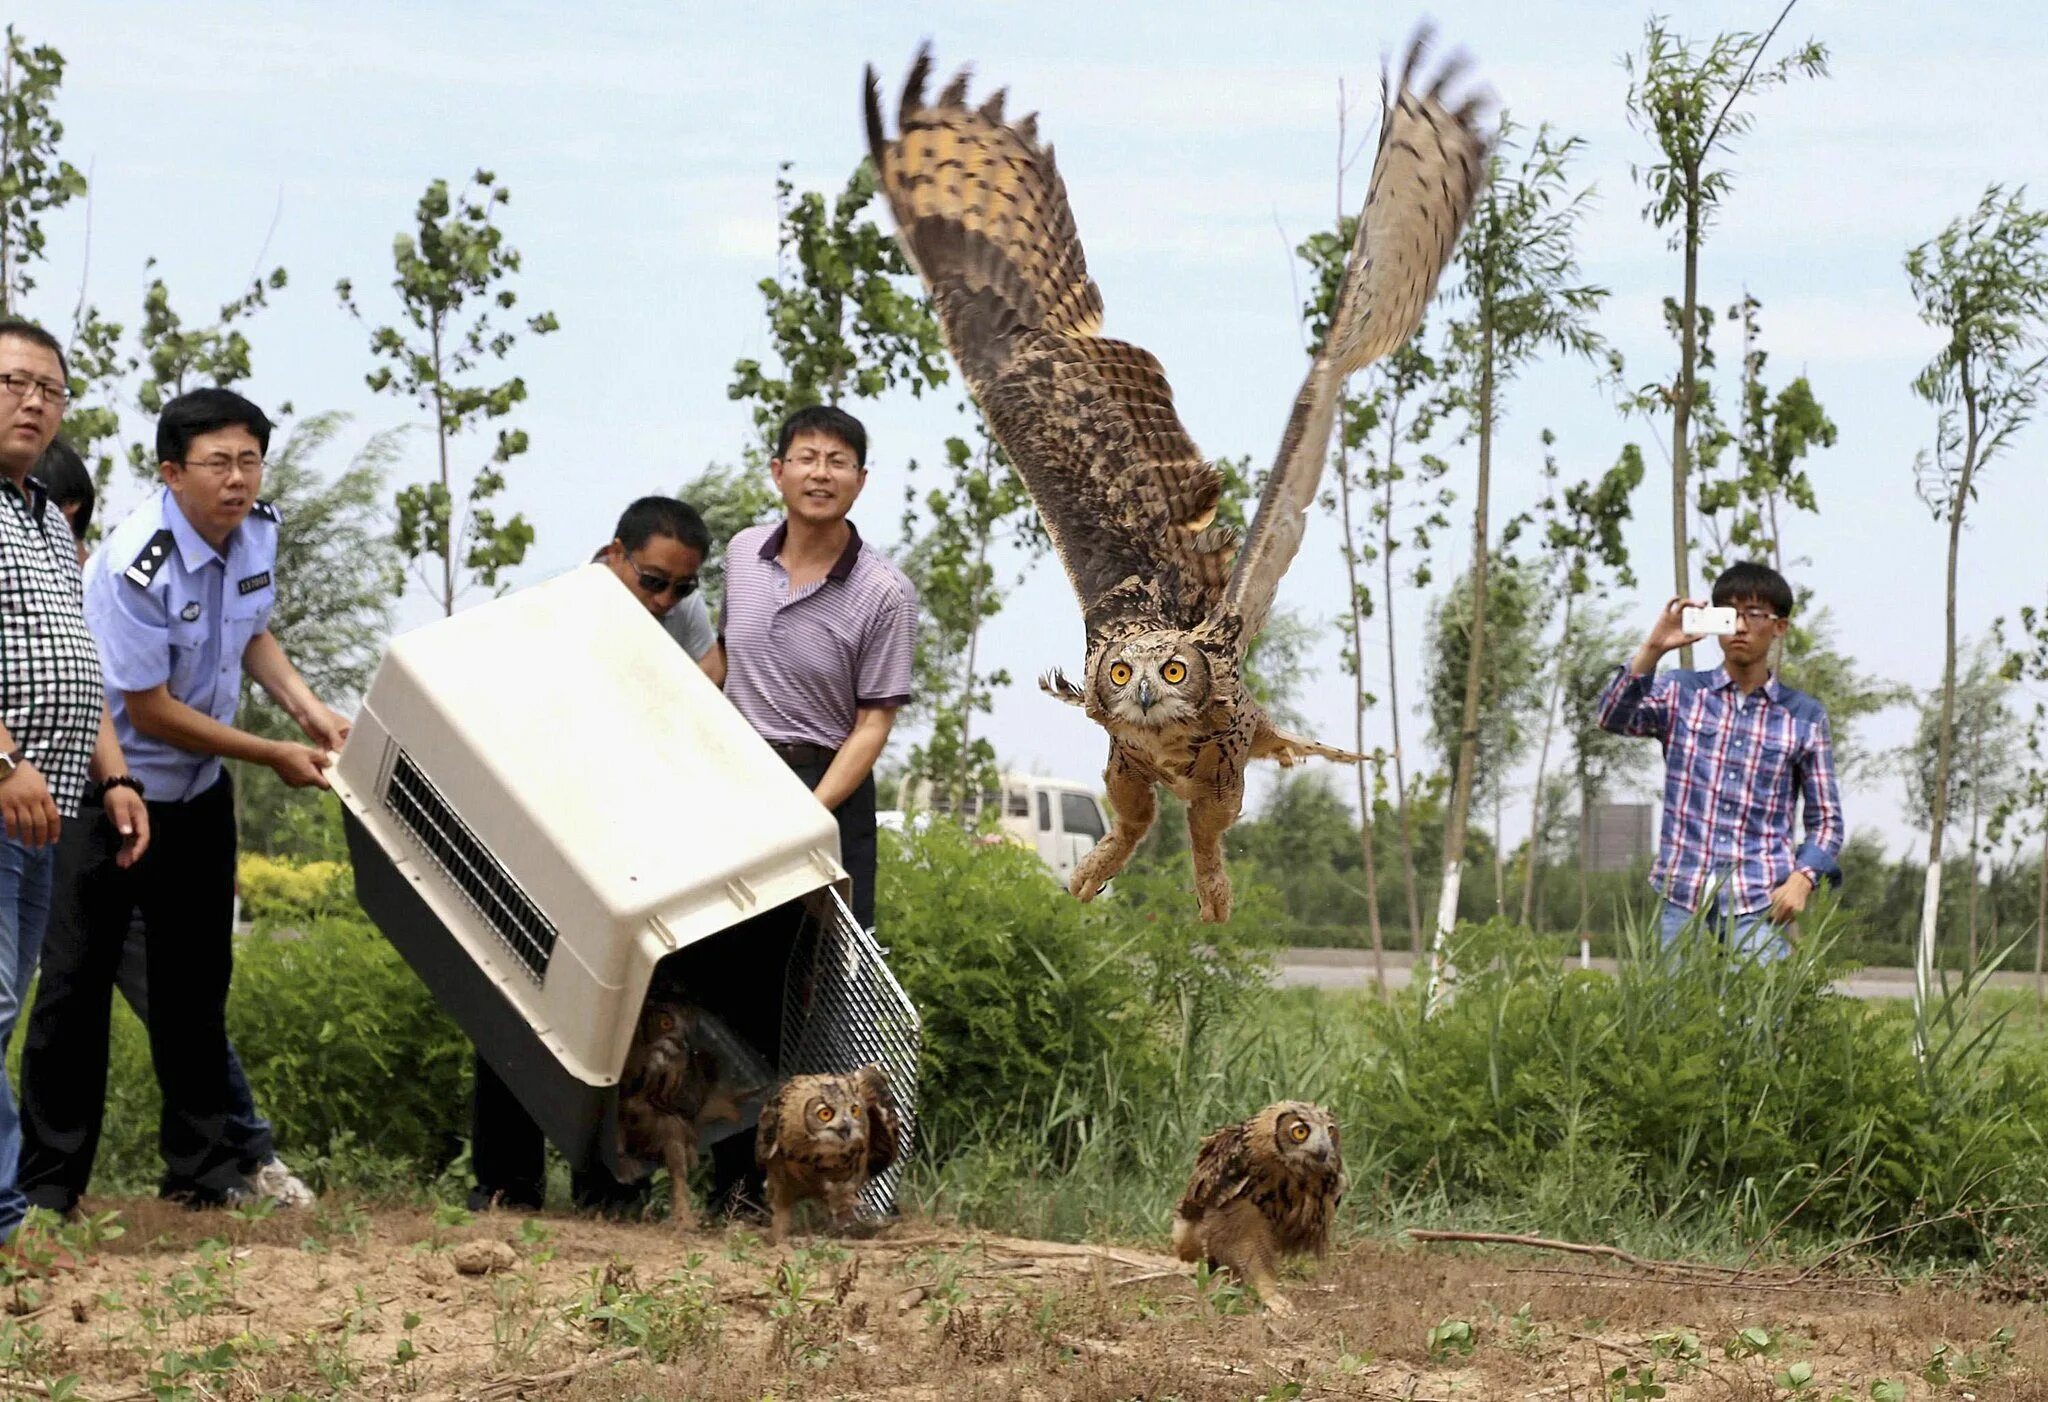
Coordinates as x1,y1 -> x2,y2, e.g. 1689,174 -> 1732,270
877,822 -> 1278,1163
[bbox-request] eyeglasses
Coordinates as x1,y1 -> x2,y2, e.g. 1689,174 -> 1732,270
781,448 -> 859,472
1731,607 -> 1783,625
628,554 -> 698,600
175,454 -> 265,477
0,372 -> 67,407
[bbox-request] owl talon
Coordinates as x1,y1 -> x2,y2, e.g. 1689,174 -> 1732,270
1260,1290 -> 1295,1316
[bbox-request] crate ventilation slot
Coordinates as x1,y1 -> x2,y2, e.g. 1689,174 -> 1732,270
383,748 -> 557,983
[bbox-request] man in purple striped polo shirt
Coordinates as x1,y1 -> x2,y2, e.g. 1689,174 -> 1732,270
1598,561 -> 1845,960
719,404 -> 916,933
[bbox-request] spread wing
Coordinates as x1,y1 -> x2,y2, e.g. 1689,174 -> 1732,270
1175,1121 -> 1255,1220
1224,27 -> 1492,641
866,48 -> 1237,637
857,1064 -> 904,1177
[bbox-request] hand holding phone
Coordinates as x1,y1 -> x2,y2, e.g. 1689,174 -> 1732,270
1680,605 -> 1738,637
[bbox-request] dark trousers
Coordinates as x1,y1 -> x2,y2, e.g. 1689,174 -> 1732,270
468,1055 -> 643,1213
20,774 -> 247,1208
708,757 -> 878,1212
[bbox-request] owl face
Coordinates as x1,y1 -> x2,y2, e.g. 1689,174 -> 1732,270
1268,1102 -> 1340,1168
1094,632 -> 1210,729
797,1078 -> 871,1150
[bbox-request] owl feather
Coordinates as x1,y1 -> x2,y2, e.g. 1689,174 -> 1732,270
1172,1101 -> 1346,1314
865,28 -> 1492,923
755,1065 -> 901,1243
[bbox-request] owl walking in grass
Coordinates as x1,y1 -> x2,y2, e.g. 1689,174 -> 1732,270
1173,1101 -> 1345,1314
865,28 -> 1492,922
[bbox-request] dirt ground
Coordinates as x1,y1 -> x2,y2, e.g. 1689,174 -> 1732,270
3,1199 -> 2045,1400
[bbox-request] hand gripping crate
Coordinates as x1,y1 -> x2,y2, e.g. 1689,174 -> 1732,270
328,564 -> 921,1213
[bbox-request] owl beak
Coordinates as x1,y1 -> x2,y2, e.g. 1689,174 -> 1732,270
1137,678 -> 1156,712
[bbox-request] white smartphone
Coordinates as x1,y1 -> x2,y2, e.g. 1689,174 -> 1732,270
1681,605 -> 1738,637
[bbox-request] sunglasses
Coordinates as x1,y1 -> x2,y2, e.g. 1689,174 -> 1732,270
627,554 -> 698,600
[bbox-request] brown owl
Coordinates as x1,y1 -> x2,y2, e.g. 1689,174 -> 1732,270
1172,1101 -> 1345,1314
865,31 -> 1493,922
754,1065 -> 903,1244
616,997 -> 753,1228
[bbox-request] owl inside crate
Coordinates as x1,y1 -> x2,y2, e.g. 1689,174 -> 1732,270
1172,1101 -> 1346,1314
754,1064 -> 903,1244
614,994 -> 768,1227
864,29 -> 1492,922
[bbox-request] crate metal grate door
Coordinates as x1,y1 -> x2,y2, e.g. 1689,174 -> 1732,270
778,892 -> 922,1217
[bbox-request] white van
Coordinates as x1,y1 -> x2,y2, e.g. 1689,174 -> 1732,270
890,771 -> 1110,886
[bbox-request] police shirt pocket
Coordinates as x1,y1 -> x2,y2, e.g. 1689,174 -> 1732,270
168,617 -> 209,655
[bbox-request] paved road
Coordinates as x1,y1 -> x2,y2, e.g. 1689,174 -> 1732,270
1275,947 -> 2042,1001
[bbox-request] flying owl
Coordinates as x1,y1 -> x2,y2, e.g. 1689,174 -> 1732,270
754,1065 -> 903,1244
1173,1101 -> 1346,1314
616,996 -> 755,1228
865,30 -> 1492,922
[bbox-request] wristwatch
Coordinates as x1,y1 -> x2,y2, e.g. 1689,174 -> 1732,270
0,747 -> 20,783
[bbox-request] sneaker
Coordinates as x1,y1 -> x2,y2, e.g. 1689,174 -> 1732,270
250,1158 -> 317,1209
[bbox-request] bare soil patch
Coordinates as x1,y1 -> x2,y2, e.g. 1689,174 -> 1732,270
4,1198 -> 2044,1399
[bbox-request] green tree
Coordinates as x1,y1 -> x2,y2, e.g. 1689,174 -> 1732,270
1777,609 -> 1908,785
726,161 -> 949,457
337,171 -> 559,616
1904,185 -> 2048,1013
1623,10 -> 1828,663
122,264 -> 291,475
898,418 -> 1040,817
236,414 -> 404,859
1696,291 -> 1838,585
1431,121 -> 1610,997
1905,641 -> 2022,965
0,26 -> 85,314
1518,433 -> 1641,926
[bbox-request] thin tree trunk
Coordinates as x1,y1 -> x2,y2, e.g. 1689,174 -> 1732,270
1967,714 -> 1983,966
1577,771 -> 1594,967
1382,430 -> 1423,949
1521,592 -> 1574,927
1918,380 -> 1980,1034
1492,783 -> 1507,918
0,39 -> 14,315
431,319 -> 454,618
1336,431 -> 1387,990
1672,182 -> 1701,669
952,525 -> 989,824
1429,315 -> 1495,1008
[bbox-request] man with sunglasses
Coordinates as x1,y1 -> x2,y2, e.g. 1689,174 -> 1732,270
595,496 -> 723,685
18,387 -> 345,1216
1598,561 -> 1845,960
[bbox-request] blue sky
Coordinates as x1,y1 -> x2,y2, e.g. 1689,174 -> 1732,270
14,1 -> 2048,860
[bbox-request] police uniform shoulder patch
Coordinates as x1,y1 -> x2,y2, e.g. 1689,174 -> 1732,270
250,499 -> 281,523
123,529 -> 176,589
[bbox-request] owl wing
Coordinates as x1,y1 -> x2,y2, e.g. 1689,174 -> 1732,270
1222,28 -> 1492,643
1175,1121 -> 1256,1220
856,1064 -> 905,1177
866,49 -> 1236,637
755,1080 -> 795,1164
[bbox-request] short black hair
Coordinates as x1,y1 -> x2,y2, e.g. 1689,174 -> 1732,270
614,496 -> 711,556
774,404 -> 868,468
0,317 -> 67,382
1711,561 -> 1795,618
157,387 -> 273,465
29,438 -> 92,541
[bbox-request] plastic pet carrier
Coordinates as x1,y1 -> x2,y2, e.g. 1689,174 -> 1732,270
329,565 -> 921,1213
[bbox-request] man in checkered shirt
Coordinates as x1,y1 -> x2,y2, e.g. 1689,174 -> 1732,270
1598,561 -> 1846,960
0,319 -> 150,1249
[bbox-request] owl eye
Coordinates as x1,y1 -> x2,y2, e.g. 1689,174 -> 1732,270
1108,662 -> 1133,687
656,1012 -> 675,1033
1289,1121 -> 1310,1143
815,1104 -> 834,1123
1161,660 -> 1187,685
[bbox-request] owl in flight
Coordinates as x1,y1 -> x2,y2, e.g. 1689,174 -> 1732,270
865,29 -> 1491,922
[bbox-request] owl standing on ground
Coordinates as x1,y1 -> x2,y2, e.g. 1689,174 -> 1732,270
865,29 -> 1492,922
1172,1101 -> 1346,1314
616,997 -> 752,1228
755,1065 -> 903,1244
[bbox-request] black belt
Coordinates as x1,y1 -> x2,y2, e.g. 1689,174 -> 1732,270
769,741 -> 838,767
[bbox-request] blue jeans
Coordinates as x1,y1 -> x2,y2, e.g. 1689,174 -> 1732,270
0,836 -> 57,1239
1659,897 -> 1788,962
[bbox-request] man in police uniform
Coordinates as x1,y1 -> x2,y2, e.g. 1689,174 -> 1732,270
18,388 -> 346,1212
